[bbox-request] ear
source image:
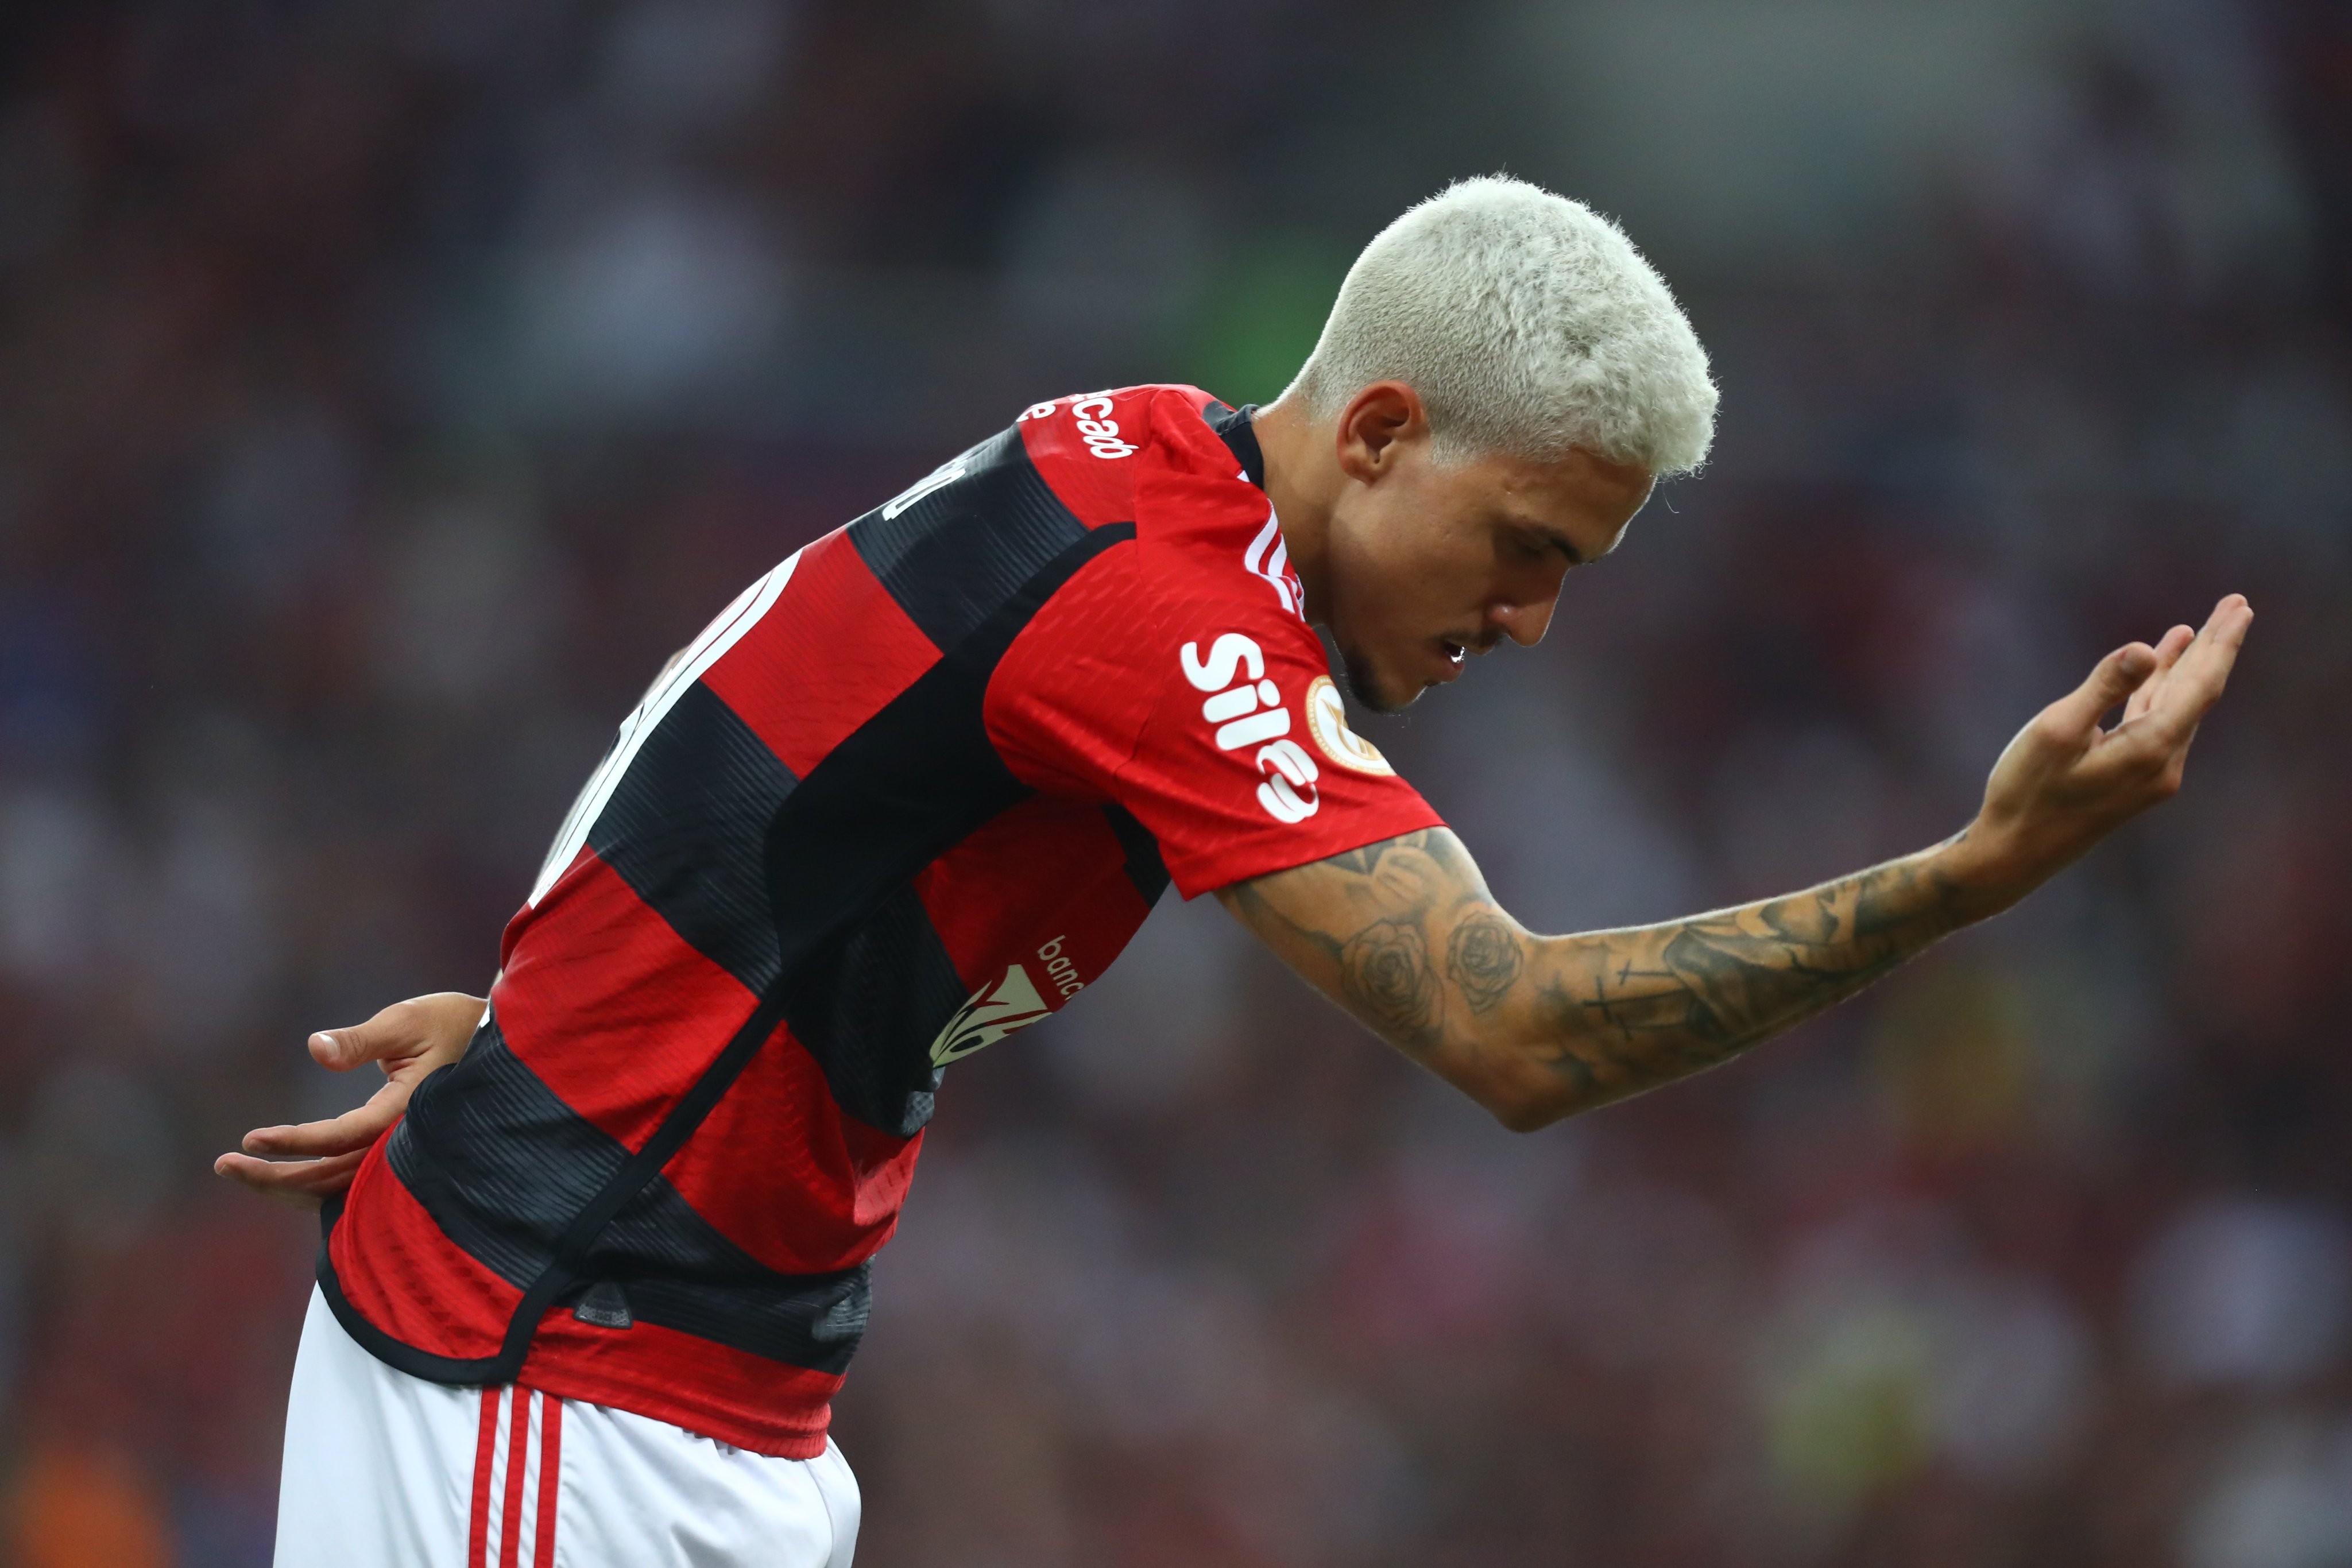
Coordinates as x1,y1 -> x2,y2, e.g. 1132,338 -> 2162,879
1334,381 -> 1426,485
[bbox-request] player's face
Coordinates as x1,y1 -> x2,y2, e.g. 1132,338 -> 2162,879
1324,442 -> 1654,712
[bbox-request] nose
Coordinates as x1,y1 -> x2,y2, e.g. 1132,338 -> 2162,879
1486,591 -> 1558,649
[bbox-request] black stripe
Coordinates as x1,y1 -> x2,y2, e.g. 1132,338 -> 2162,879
589,682 -> 796,994
848,428 -> 1089,652
317,1223 -> 871,1383
324,520 -> 1140,1388
378,1015 -> 873,1374
1102,803 -> 1170,908
386,1018 -> 622,1287
594,1203 -> 869,1373
783,884 -> 964,1136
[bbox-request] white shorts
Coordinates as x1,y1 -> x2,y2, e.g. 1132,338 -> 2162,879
276,1288 -> 860,1568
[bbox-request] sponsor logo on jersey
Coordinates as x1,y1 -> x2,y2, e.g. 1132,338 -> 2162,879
1303,676 -> 1394,775
1181,633 -> 1322,824
930,963 -> 1053,1066
1068,394 -> 1139,460
1036,935 -> 1085,998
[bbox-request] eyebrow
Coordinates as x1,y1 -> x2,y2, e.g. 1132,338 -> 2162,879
1515,516 -> 1619,567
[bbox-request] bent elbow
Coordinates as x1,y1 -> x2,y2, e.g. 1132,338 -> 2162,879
1491,1100 -> 1553,1135
1446,1038 -> 1596,1133
1481,1080 -> 1578,1134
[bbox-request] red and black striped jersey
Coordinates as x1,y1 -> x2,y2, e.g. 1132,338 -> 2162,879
319,387 -> 1444,1457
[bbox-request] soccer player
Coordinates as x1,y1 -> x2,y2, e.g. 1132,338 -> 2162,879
220,177 -> 2249,1567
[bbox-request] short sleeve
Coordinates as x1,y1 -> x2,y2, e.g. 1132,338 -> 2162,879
987,545 -> 1445,899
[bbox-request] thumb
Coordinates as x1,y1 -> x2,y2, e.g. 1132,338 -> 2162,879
2052,642 -> 2158,735
307,1003 -> 417,1071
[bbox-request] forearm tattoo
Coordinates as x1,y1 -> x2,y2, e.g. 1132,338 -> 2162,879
1224,829 -> 1970,1116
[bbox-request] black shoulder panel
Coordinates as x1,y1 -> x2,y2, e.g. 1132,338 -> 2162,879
846,427 -> 1092,653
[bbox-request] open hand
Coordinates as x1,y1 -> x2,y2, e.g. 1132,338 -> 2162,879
1948,594 -> 2253,910
213,991 -> 486,1210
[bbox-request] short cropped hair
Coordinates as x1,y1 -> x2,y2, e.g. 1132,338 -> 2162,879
1286,176 -> 1717,476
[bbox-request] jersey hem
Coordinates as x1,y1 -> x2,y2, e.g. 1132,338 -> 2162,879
507,1365 -> 830,1461
316,1242 -> 833,1460
317,1219 -> 512,1384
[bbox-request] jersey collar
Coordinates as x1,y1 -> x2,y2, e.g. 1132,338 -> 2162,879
1205,401 -> 1267,491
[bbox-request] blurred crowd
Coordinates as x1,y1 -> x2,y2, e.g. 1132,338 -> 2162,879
0,1 -> 2347,1565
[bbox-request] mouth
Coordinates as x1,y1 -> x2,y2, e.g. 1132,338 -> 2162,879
1432,638 -> 1469,682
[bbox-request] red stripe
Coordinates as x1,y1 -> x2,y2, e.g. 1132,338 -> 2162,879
492,851 -> 760,1152
499,1388 -> 532,1568
331,1146 -> 522,1361
914,793 -> 1151,994
534,1395 -> 563,1567
468,1388 -> 501,1568
701,528 -> 941,775
1012,388 -> 1153,527
655,1023 -> 915,1274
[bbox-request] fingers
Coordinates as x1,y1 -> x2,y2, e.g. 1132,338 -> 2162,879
228,992 -> 488,1210
2140,594 -> 2254,737
212,1148 -> 367,1211
239,1097 -> 400,1159
2049,641 -> 2161,739
2123,625 -> 2195,724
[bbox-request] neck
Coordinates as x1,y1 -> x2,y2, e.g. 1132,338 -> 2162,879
1251,394 -> 1336,625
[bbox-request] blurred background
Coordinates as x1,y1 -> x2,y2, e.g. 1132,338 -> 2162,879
0,0 -> 2347,1563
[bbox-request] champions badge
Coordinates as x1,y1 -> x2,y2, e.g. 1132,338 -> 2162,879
1303,676 -> 1393,775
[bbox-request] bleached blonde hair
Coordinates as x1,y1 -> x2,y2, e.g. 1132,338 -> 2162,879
1285,176 -> 1717,476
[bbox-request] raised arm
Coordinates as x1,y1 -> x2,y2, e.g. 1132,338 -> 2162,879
1218,595 -> 2252,1129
